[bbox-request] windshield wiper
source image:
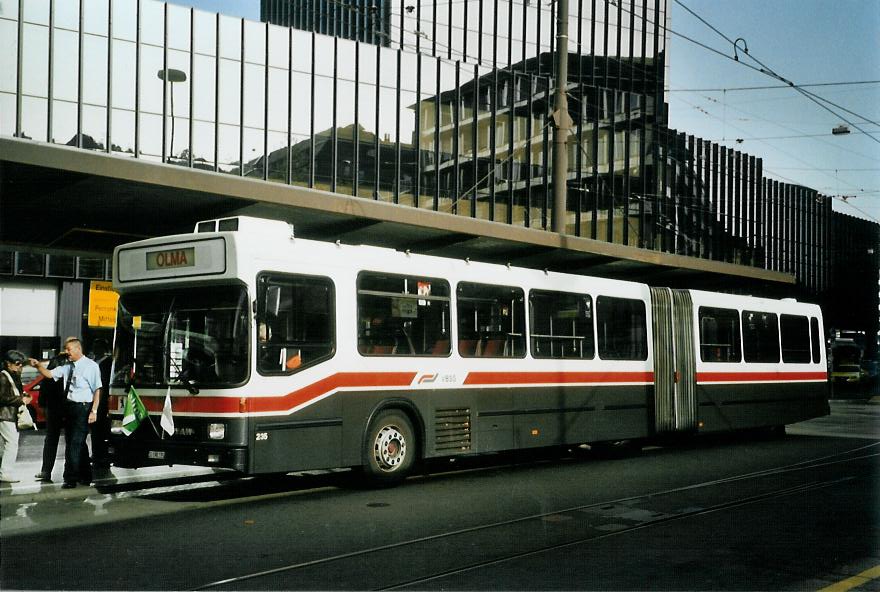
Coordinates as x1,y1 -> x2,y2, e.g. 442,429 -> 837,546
161,298 -> 200,395
173,362 -> 200,395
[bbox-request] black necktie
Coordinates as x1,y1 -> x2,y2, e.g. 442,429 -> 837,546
64,365 -> 74,399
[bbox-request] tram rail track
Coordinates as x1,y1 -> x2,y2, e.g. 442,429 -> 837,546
193,442 -> 879,591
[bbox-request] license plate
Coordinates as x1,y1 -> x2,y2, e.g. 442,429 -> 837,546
148,450 -> 166,460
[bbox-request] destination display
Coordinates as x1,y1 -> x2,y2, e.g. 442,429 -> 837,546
116,238 -> 227,282
146,247 -> 195,270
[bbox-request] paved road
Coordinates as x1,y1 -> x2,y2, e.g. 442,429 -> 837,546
1,400 -> 878,591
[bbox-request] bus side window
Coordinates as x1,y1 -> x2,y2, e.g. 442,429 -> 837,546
456,282 -> 526,358
780,314 -> 811,363
742,310 -> 780,363
529,290 -> 595,360
698,306 -> 741,363
596,296 -> 648,361
810,317 -> 822,364
257,274 -> 335,375
357,272 -> 451,357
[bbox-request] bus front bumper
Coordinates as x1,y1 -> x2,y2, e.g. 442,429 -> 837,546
108,437 -> 249,473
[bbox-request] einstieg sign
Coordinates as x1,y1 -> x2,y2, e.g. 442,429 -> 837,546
88,280 -> 120,328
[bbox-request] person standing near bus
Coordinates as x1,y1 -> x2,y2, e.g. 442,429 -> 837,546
30,337 -> 102,489
1,350 -> 34,483
33,352 -> 71,482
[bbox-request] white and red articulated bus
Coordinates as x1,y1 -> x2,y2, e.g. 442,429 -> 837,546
107,216 -> 829,482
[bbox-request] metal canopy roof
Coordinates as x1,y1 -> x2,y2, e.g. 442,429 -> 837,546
1,137 -> 794,292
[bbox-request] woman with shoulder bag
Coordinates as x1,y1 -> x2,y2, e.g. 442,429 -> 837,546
0,350 -> 33,483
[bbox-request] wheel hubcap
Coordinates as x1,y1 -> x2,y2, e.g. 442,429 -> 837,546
373,425 -> 407,472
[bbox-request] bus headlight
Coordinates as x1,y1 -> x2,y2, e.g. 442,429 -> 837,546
208,423 -> 226,440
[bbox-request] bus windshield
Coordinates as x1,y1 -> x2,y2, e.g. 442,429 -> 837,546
112,285 -> 250,388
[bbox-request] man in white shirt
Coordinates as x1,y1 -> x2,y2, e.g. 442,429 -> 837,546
30,337 -> 103,489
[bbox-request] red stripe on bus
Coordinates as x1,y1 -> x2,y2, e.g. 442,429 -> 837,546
111,372 -> 417,415
247,372 -> 417,413
696,371 -> 828,383
463,371 -> 655,386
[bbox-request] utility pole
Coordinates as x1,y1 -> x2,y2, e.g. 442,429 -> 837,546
552,0 -> 572,234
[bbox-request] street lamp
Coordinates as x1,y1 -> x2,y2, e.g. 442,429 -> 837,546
157,68 -> 187,161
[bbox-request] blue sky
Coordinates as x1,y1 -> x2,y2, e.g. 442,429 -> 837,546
172,0 -> 880,221
666,0 -> 880,222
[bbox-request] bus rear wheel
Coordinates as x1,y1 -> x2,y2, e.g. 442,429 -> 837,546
362,410 -> 416,483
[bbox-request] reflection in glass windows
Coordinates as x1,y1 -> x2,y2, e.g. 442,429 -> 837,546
242,61 -> 266,176
699,306 -> 741,363
810,317 -> 822,364
217,53 -> 241,171
290,70 -> 312,187
437,60 -> 457,209
266,65 -> 289,183
257,274 -> 335,374
0,0 -> 676,248
457,282 -> 526,358
192,51 -> 217,168
742,310 -> 780,364
597,296 -> 647,360
530,290 -> 595,359
357,44 -> 378,197
357,272 -> 451,357
780,314 -> 810,364
418,54 -> 437,209
376,48 -> 398,202
313,73 -> 334,189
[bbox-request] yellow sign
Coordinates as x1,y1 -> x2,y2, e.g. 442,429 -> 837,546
88,281 -> 120,328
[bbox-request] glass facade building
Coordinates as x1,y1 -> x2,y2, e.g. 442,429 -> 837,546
1,0 -> 668,236
0,0 -> 845,300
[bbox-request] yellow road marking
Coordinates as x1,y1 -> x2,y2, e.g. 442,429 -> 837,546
819,565 -> 880,592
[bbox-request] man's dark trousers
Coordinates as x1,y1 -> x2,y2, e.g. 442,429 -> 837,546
39,399 -> 65,475
63,400 -> 92,485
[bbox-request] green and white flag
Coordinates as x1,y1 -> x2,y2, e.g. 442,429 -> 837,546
122,386 -> 148,436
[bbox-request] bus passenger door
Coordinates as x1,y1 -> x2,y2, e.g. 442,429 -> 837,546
650,288 -> 697,434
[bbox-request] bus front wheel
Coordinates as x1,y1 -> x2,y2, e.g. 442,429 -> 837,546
362,410 -> 416,483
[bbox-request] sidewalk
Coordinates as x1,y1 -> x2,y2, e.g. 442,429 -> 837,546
0,431 -> 221,505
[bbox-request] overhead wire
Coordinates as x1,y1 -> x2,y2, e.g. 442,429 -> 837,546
672,0 -> 880,141
670,80 -> 880,93
673,95 -> 876,204
676,93 -> 879,174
